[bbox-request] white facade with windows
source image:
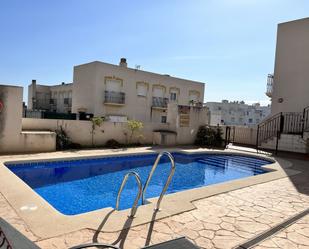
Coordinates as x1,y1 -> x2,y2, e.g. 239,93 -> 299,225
206,100 -> 270,126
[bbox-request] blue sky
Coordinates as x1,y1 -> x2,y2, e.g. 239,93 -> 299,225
0,0 -> 308,104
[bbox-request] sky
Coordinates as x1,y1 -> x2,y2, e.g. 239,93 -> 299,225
0,0 -> 308,105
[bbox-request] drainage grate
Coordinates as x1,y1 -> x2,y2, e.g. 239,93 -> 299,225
235,208 -> 309,249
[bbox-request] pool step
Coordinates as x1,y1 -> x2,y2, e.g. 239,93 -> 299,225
196,159 -> 266,174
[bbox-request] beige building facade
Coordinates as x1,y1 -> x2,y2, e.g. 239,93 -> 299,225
28,58 -> 205,125
267,17 -> 309,114
72,59 -> 205,124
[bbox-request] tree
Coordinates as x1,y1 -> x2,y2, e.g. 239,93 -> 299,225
127,119 -> 143,144
90,117 -> 105,147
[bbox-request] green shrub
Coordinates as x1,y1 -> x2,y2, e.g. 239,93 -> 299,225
195,125 -> 223,147
55,126 -> 71,150
127,119 -> 144,144
90,116 -> 105,147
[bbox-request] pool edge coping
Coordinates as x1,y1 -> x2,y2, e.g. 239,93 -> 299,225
0,148 -> 300,240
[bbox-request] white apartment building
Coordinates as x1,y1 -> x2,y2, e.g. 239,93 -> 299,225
206,100 -> 270,126
266,17 -> 309,114
258,17 -> 309,154
28,58 -> 206,124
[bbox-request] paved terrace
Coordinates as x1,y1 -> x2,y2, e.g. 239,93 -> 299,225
0,148 -> 308,249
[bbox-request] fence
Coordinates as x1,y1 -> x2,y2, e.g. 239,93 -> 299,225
24,110 -> 76,120
221,125 -> 257,146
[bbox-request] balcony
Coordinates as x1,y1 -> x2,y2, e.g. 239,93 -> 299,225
266,74 -> 274,97
104,91 -> 125,105
152,97 -> 169,109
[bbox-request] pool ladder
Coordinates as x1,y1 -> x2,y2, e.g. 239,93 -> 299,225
115,151 -> 176,217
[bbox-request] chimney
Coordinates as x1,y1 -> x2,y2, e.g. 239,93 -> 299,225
119,58 -> 127,67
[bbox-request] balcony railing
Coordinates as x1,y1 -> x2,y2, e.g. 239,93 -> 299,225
152,97 -> 169,108
104,91 -> 125,105
266,74 -> 274,97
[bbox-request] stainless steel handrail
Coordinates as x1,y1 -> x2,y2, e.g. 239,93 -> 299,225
142,151 -> 176,211
115,171 -> 143,218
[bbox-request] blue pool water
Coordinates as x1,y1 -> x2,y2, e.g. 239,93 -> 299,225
6,153 -> 272,215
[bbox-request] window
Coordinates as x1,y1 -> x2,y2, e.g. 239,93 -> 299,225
64,98 -> 69,105
170,92 -> 177,101
50,99 -> 55,104
189,93 -> 198,102
189,90 -> 199,103
161,116 -> 167,123
153,87 -> 164,97
137,83 -> 147,97
249,118 -> 253,123
231,117 -> 235,122
106,79 -> 122,92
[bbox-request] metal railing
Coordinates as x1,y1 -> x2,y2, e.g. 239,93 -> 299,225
256,110 -> 307,154
302,106 -> 309,135
104,91 -> 125,104
152,97 -> 169,108
115,171 -> 142,218
142,151 -> 176,211
282,112 -> 303,134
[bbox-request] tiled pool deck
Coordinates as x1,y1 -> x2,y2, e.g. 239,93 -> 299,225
0,147 -> 308,249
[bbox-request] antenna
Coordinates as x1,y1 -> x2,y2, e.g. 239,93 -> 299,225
135,65 -> 141,70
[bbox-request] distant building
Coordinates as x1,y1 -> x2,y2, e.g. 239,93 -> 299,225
28,80 -> 73,113
205,100 -> 270,126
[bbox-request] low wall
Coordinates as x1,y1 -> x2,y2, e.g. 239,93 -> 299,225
22,118 -> 197,147
221,125 -> 257,146
20,132 -> 56,153
0,85 -> 56,154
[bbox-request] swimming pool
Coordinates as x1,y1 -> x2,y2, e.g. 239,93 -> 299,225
5,153 -> 272,215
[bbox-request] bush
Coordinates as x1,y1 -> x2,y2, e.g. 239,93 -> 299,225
55,126 -> 71,150
105,139 -> 122,149
127,119 -> 144,144
195,125 -> 223,147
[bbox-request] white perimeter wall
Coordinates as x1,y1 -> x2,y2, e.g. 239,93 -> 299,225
22,118 -> 200,146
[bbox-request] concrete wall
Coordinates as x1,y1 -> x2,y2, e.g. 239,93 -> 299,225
261,133 -> 309,154
271,18 -> 309,114
22,118 -> 203,146
0,85 -> 56,154
0,85 -> 23,152
72,61 -> 205,123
